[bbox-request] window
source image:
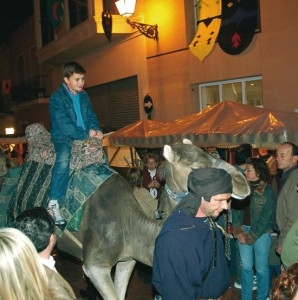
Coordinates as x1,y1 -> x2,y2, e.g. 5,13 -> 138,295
69,0 -> 89,29
199,76 -> 262,110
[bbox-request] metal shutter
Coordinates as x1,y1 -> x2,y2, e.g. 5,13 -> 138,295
87,75 -> 139,131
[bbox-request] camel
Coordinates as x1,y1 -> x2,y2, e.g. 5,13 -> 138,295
56,139 -> 250,300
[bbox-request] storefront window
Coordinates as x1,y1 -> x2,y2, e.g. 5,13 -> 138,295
199,76 -> 262,110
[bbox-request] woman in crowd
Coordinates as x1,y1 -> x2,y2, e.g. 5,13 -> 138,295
0,227 -> 53,300
232,157 -> 276,300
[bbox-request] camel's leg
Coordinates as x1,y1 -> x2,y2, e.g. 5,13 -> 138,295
114,260 -> 136,300
83,264 -> 119,300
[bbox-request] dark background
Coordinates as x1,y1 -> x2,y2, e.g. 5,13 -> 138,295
0,0 -> 33,44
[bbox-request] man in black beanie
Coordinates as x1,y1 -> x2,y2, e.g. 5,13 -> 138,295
152,168 -> 233,300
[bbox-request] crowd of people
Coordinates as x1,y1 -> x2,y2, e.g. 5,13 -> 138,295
1,137 -> 298,300
123,140 -> 298,300
0,60 -> 297,300
147,141 -> 297,300
228,142 -> 298,300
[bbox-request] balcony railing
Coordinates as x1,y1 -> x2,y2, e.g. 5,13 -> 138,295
10,75 -> 49,104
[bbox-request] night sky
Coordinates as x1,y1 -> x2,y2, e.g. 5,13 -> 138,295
0,0 -> 33,44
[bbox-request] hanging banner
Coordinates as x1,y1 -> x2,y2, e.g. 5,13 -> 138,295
189,0 -> 222,62
47,0 -> 65,31
102,12 -> 112,43
217,0 -> 259,55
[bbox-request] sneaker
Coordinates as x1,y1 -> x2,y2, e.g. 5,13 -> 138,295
47,200 -> 65,225
153,295 -> 162,300
234,281 -> 241,289
253,275 -> 257,291
234,279 -> 257,291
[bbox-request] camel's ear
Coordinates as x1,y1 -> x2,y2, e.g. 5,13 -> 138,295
163,145 -> 175,163
183,138 -> 192,145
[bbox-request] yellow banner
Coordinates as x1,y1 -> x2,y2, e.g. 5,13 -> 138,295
189,0 -> 222,62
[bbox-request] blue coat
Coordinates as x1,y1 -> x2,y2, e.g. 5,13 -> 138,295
152,211 -> 230,300
49,84 -> 100,144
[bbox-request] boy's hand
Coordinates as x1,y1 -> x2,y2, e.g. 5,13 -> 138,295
89,129 -> 96,138
95,130 -> 104,140
89,129 -> 103,139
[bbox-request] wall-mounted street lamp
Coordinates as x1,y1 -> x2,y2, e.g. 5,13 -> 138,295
115,0 -> 158,41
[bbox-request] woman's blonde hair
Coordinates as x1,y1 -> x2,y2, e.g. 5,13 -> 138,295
0,228 -> 52,300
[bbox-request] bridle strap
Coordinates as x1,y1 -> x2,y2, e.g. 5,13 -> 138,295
164,183 -> 188,204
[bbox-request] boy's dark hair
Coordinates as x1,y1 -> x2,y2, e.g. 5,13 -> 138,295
14,207 -> 55,253
63,61 -> 86,78
235,143 -> 252,165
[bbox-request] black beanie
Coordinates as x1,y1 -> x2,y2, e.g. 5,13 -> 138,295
173,168 -> 232,216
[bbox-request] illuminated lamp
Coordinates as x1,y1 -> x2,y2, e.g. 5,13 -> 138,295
115,0 -> 158,41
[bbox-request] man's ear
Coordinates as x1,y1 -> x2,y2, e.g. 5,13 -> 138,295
49,233 -> 57,247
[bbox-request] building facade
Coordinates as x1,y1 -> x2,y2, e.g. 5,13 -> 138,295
1,0 -> 298,136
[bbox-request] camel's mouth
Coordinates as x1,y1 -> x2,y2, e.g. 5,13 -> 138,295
231,189 -> 250,200
231,193 -> 244,200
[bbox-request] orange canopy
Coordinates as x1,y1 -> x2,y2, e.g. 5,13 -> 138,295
109,101 -> 298,149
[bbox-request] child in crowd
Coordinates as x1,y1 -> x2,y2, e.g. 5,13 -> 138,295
142,153 -> 162,200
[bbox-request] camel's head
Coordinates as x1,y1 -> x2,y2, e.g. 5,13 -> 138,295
160,139 -> 250,200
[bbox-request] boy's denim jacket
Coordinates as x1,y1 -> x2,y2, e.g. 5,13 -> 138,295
49,84 -> 100,144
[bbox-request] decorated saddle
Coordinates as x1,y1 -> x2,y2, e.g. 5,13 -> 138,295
25,123 -> 107,168
1,123 -> 116,235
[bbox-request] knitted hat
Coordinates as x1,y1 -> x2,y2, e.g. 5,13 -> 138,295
173,168 -> 232,216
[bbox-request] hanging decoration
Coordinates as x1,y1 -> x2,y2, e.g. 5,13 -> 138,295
2,79 -> 11,95
102,12 -> 112,43
217,0 -> 259,55
47,0 -> 65,31
189,0 -> 222,62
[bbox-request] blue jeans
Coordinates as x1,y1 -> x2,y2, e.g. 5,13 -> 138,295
49,142 -> 72,206
238,226 -> 271,300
